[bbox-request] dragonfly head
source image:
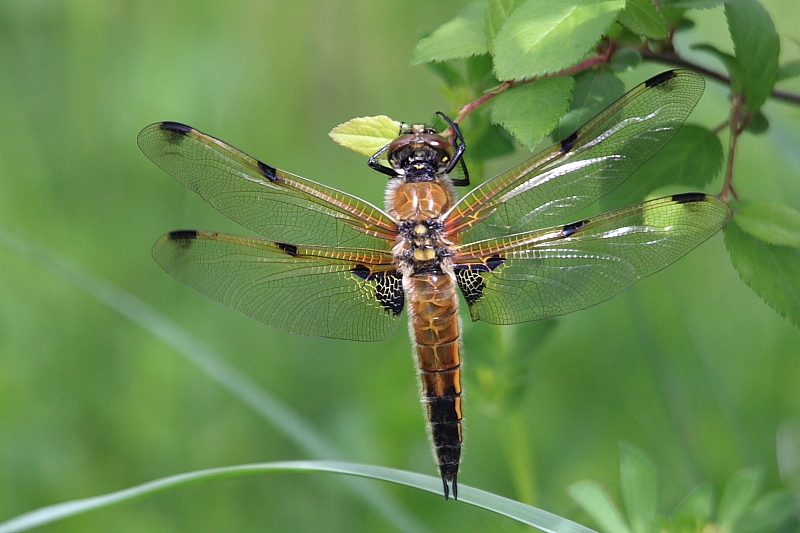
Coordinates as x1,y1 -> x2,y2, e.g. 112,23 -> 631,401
387,124 -> 454,179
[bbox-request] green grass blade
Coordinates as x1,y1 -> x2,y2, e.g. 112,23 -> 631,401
0,225 -> 426,533
0,461 -> 599,533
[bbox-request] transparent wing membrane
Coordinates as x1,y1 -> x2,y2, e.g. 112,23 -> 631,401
152,230 -> 401,341
446,70 -> 706,242
455,193 -> 730,324
138,122 -> 397,249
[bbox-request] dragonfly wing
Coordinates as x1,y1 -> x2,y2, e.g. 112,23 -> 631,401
445,70 -> 706,242
454,193 -> 730,324
139,122 -> 397,249
153,230 -> 403,341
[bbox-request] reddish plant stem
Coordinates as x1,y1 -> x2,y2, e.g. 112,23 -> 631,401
721,93 -> 749,202
451,52 -> 613,127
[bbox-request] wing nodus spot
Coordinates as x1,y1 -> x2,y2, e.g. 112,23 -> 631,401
276,242 -> 298,256
350,264 -> 371,280
560,131 -> 578,153
486,255 -> 504,271
562,218 -> 589,237
257,160 -> 278,181
671,192 -> 707,204
645,70 -> 676,88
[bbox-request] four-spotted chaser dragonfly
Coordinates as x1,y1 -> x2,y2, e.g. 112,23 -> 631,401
139,70 -> 730,500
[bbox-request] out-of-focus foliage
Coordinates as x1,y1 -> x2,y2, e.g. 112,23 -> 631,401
0,0 -> 799,532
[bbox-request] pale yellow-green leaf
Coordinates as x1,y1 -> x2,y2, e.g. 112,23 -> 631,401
328,115 -> 403,157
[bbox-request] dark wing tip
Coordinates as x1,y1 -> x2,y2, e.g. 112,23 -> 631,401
159,121 -> 193,134
167,229 -> 199,240
644,70 -> 677,88
671,192 -> 707,204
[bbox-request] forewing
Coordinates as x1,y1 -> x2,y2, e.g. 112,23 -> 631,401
445,70 -> 706,242
152,230 -> 403,341
454,193 -> 730,324
139,122 -> 397,249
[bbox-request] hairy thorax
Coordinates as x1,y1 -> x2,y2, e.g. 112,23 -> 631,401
386,178 -> 458,275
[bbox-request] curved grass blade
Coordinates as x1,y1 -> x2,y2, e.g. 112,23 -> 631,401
0,225 -> 424,533
0,461 -> 599,533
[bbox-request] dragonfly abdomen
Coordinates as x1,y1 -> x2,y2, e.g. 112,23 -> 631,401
404,271 -> 462,500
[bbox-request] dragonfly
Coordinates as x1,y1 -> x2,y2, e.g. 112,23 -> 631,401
139,69 -> 730,500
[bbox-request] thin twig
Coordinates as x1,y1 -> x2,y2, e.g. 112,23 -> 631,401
721,93 -> 747,202
641,49 -> 800,105
452,52 -> 613,126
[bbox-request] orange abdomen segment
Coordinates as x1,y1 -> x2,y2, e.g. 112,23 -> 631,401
406,271 -> 462,497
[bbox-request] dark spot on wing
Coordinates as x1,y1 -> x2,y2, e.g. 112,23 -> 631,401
351,264 -> 371,280
166,229 -> 199,249
159,122 -> 193,144
671,192 -> 706,204
486,255 -> 504,271
375,271 -> 404,315
167,229 -> 199,240
160,122 -> 193,135
562,218 -> 589,237
645,70 -> 676,88
257,160 -> 278,181
455,269 -> 485,305
560,131 -> 578,153
276,242 -> 298,256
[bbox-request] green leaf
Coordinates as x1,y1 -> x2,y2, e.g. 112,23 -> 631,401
328,115 -> 402,157
490,76 -> 575,149
745,109 -> 769,134
0,461 -> 601,533
411,2 -> 488,64
619,444 -> 658,533
717,468 -> 763,529
609,48 -> 642,71
662,0 -> 728,8
691,43 -> 742,93
426,60 -> 464,88
603,124 -> 723,208
726,222 -> 800,328
671,482 -> 714,524
568,480 -> 632,533
465,53 -> 497,85
617,0 -> 669,40
492,0 -> 626,80
725,0 -> 780,110
733,202 -> 800,248
777,58 -> 800,82
737,491 -> 797,533
467,120 -> 517,160
485,0 -> 527,52
552,69 -> 625,141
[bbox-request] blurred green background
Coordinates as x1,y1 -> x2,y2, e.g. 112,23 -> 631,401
1,1 -> 799,531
